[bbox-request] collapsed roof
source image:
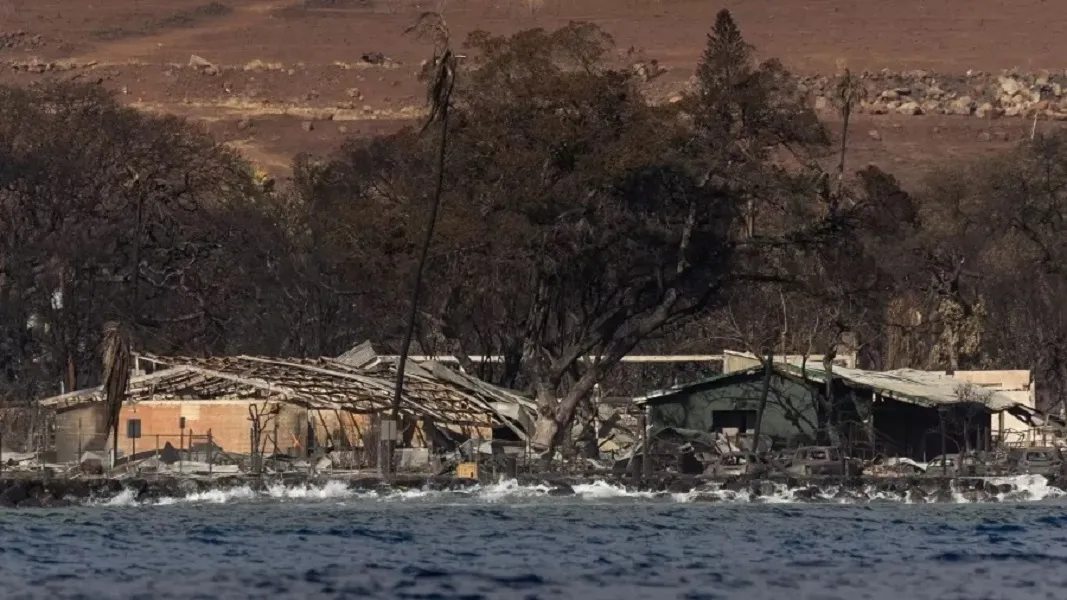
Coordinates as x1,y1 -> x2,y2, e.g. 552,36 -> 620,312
636,361 -> 1026,413
36,346 -> 538,438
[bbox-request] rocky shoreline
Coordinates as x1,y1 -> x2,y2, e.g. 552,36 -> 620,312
0,472 -> 1062,508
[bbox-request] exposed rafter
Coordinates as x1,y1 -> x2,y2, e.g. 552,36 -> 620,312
37,354 -> 536,436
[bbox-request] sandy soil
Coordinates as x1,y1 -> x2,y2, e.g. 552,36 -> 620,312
2,0 -> 1065,182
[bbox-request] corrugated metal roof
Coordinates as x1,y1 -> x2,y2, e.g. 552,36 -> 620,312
633,367 -> 763,404
775,363 -> 1019,411
635,361 -> 1021,412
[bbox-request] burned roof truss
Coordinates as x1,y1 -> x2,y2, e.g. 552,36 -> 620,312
37,353 -> 535,437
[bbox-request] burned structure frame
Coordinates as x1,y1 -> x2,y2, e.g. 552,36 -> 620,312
635,361 -> 1040,463
37,352 -> 537,468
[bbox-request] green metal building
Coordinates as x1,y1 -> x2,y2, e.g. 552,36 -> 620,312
635,361 -> 1033,461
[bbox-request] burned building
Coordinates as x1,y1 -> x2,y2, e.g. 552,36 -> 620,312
37,349 -> 536,466
635,360 -> 1038,462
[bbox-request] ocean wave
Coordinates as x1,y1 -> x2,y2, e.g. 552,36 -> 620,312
92,474 -> 1065,507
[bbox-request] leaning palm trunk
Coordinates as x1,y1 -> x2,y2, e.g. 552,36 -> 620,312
101,321 -> 131,465
389,13 -> 457,475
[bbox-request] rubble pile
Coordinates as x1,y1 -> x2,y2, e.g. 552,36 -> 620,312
652,70 -> 1067,120
801,70 -> 1067,119
5,58 -> 89,73
0,31 -> 45,50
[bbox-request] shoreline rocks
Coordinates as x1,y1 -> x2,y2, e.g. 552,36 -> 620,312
0,472 -> 1060,508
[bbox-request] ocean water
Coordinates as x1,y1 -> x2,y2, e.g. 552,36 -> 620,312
2,477 -> 1067,600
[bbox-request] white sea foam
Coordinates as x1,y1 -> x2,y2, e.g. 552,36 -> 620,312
984,474 -> 1065,502
88,474 -> 1065,507
101,488 -> 141,507
265,479 -> 353,500
668,474 -> 1066,505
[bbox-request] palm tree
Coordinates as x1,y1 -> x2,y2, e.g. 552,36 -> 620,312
389,13 -> 458,473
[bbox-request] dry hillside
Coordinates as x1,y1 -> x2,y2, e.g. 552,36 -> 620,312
3,0 -> 1067,181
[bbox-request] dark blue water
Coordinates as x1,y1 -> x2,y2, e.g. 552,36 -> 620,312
2,480 -> 1067,600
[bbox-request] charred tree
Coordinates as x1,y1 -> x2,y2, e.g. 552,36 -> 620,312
100,321 -> 131,465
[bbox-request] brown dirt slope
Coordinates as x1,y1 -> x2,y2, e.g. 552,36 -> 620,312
3,0 -> 1066,181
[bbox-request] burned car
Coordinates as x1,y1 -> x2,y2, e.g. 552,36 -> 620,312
1007,447 -> 1063,475
923,454 -> 961,476
923,452 -> 988,476
785,446 -> 863,477
703,452 -> 756,478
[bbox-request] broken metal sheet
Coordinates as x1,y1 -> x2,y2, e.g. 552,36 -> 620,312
156,462 -> 240,475
335,340 -> 380,369
395,447 -> 431,469
0,451 -> 36,464
425,361 -> 537,409
490,401 -> 534,433
778,364 -> 1020,411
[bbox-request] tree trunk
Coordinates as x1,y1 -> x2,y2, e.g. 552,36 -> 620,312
750,350 -> 773,462
821,355 -> 835,446
531,369 -> 601,456
65,355 -> 76,393
853,390 -> 875,456
531,415 -> 558,458
939,409 -> 949,477
524,286 -> 680,458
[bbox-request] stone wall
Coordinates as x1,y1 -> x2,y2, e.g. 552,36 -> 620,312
800,70 -> 1067,119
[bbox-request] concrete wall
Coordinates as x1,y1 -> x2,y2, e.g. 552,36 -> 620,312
722,351 -> 856,375
301,408 -> 373,451
54,403 -> 108,462
104,401 -> 384,458
110,400 -> 284,458
952,370 -> 1039,446
57,399 -> 489,462
649,373 -> 821,447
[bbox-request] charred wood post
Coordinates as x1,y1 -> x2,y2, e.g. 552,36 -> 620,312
822,352 -> 848,480
248,406 -> 259,473
939,408 -> 949,478
751,350 -> 773,468
635,406 -> 649,480
630,435 -> 641,480
963,411 -> 971,454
